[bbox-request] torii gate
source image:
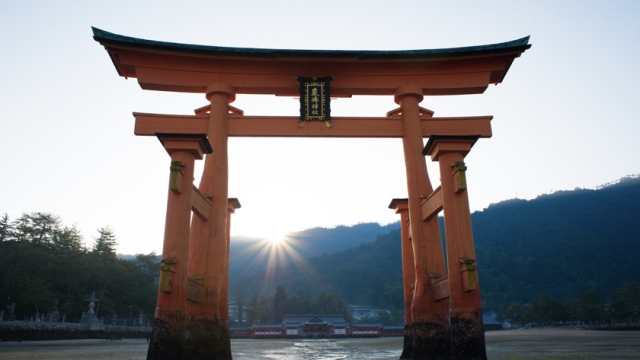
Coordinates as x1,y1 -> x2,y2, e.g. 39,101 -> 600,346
93,27 -> 529,360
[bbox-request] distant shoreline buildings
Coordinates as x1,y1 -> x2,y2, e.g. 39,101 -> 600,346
229,314 -> 403,339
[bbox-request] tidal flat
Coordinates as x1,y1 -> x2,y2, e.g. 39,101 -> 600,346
0,328 -> 639,359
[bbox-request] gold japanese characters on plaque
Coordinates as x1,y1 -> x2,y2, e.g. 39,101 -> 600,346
297,76 -> 332,127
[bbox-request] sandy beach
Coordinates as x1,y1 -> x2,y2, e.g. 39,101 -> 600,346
0,328 -> 638,359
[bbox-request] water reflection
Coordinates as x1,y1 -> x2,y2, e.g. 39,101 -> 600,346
232,338 -> 402,360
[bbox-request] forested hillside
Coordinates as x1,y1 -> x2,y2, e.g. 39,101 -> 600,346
474,175 -> 640,309
0,214 -> 158,322
232,176 -> 640,314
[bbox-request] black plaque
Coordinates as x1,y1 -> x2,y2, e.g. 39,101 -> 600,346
298,76 -> 332,123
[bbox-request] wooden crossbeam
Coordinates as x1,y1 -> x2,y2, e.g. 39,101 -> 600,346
421,186 -> 443,221
191,185 -> 211,221
134,113 -> 492,138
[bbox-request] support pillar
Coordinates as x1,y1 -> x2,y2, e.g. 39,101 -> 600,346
220,198 -> 241,320
184,83 -> 235,359
395,85 -> 450,359
424,136 -> 487,360
389,198 -> 414,360
147,135 -> 211,360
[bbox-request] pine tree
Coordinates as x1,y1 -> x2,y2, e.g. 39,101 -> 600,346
10,212 -> 60,245
92,227 -> 118,263
30,213 -> 61,247
54,224 -> 85,252
0,213 -> 12,241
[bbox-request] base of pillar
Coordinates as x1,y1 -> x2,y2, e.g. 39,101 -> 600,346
400,324 -> 413,359
411,321 -> 450,360
147,312 -> 186,360
449,308 -> 487,360
181,315 -> 232,360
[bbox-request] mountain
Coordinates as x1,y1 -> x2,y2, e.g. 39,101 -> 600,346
230,176 -> 640,311
228,222 -> 399,283
473,175 -> 640,309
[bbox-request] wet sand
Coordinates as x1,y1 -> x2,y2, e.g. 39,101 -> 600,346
485,327 -> 640,359
0,328 -> 638,359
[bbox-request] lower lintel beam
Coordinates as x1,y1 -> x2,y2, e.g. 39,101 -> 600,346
133,113 -> 492,138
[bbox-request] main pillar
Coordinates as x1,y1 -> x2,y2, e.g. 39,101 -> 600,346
395,85 -> 450,359
388,198 -> 414,360
184,83 -> 235,359
147,135 -> 211,360
424,136 -> 487,360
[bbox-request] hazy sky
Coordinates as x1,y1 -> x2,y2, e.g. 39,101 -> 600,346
1,1 -> 639,254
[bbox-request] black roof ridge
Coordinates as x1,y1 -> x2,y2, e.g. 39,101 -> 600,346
92,27 -> 530,60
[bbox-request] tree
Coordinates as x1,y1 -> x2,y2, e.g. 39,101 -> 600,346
92,227 -> 118,263
284,295 -> 305,315
53,224 -> 85,252
245,292 -> 259,325
272,285 -> 287,322
235,287 -> 245,324
497,302 -> 530,328
30,213 -> 61,247
258,295 -> 269,323
11,212 -> 61,245
378,310 -> 392,324
20,277 -> 55,316
577,289 -> 604,326
608,282 -> 640,323
0,213 -> 12,241
389,306 -> 403,325
529,294 -> 569,326
135,252 -> 159,278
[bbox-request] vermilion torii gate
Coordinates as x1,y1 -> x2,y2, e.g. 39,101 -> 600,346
93,28 -> 529,360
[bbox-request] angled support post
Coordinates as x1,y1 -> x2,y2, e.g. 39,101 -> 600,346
423,135 -> 487,360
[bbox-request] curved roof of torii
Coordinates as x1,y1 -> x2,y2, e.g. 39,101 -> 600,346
92,27 -> 531,97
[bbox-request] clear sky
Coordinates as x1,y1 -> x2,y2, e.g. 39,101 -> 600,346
1,1 -> 639,254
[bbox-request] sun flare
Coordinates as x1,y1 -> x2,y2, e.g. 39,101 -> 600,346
265,232 -> 286,246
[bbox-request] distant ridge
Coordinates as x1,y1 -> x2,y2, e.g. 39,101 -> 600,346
228,222 -> 399,283
230,176 -> 640,311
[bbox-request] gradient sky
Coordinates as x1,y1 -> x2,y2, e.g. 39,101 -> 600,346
1,1 -> 639,254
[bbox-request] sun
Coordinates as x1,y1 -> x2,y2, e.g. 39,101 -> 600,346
265,232 -> 286,246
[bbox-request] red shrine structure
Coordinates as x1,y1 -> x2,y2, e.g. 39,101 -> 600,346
92,27 -> 530,360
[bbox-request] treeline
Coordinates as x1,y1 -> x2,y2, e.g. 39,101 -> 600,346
0,212 -> 158,323
234,285 -> 353,325
497,282 -> 640,327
